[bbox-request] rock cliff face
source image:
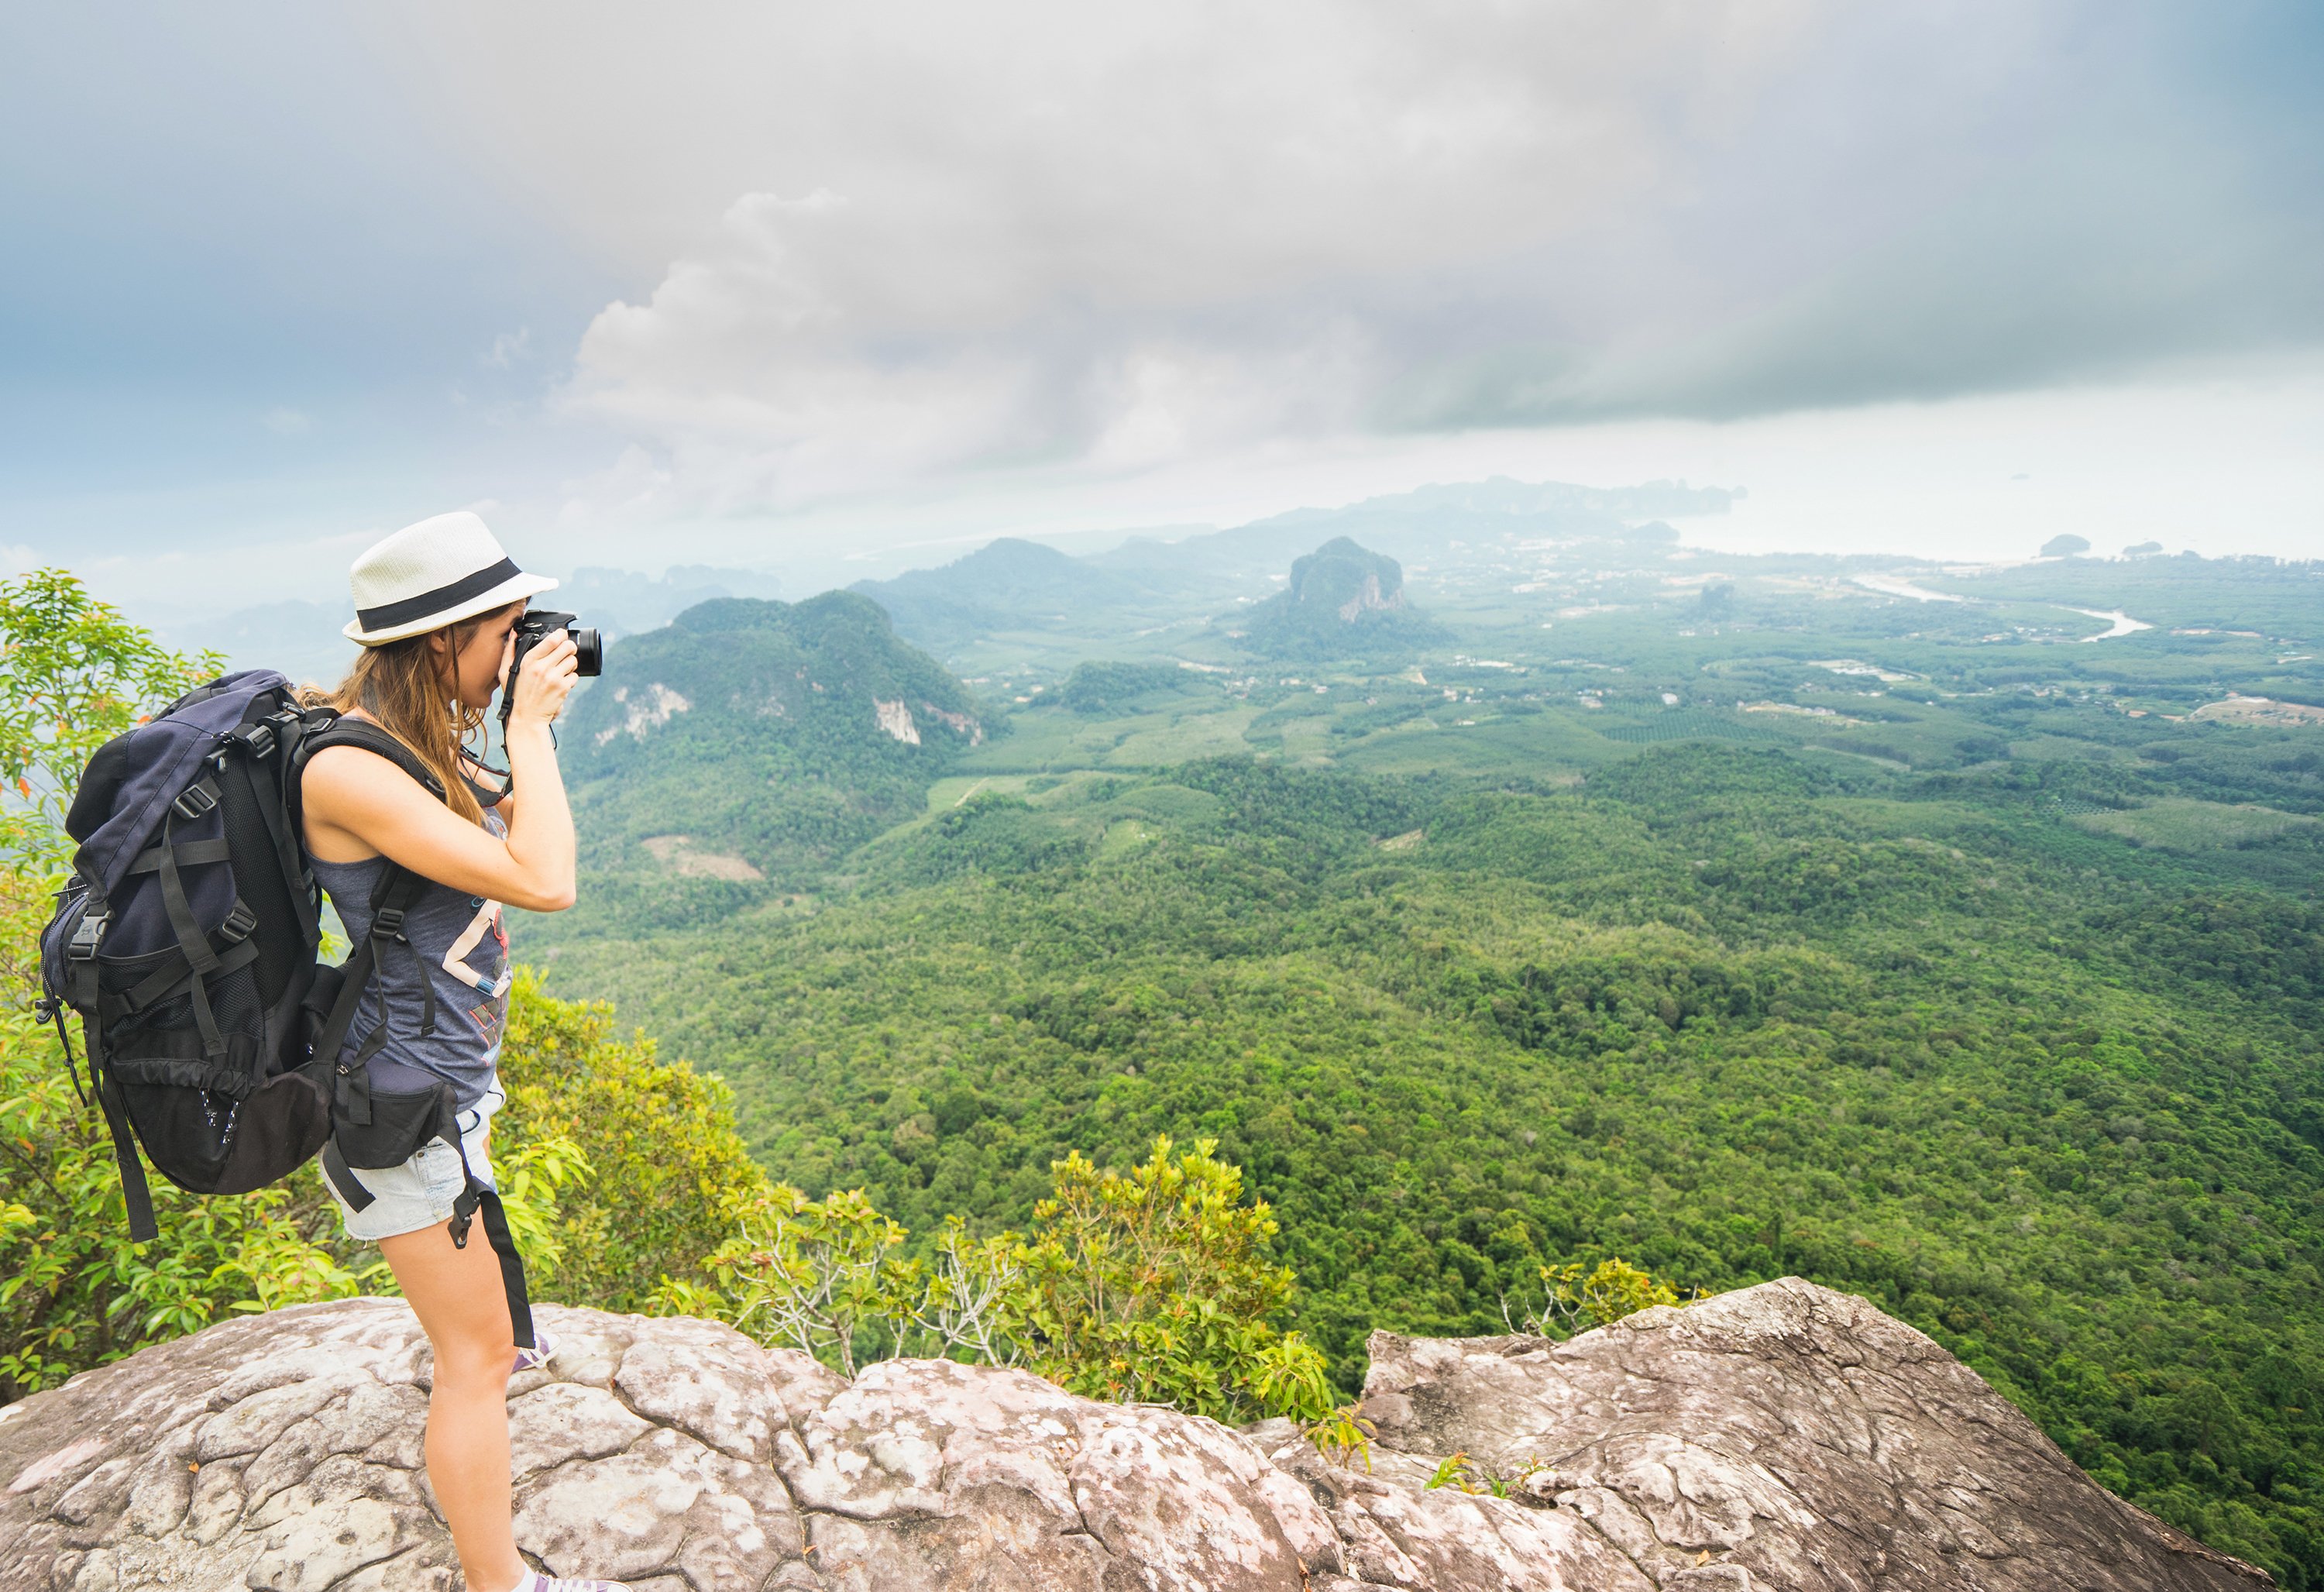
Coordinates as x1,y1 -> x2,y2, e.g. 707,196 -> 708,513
1242,538 -> 1439,659
0,1279 -> 2269,1591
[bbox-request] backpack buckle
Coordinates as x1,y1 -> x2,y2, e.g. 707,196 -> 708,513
372,906 -> 407,939
68,912 -> 107,960
239,722 -> 277,759
172,783 -> 218,820
218,902 -> 259,944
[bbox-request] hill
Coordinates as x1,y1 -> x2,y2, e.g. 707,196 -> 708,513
1237,537 -> 1443,659
558,591 -> 988,918
850,537 -> 1158,659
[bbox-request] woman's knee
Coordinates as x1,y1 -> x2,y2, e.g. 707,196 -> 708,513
430,1327 -> 517,1387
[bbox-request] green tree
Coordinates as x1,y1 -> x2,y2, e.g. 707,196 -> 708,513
0,569 -> 219,872
1012,1135 -> 1318,1422
496,970 -> 779,1311
1510,1257 -> 1700,1338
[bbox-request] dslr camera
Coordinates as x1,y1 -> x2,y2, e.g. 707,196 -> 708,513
500,609 -> 603,728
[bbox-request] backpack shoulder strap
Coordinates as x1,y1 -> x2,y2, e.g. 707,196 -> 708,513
294,717 -> 449,801
293,713 -> 452,1123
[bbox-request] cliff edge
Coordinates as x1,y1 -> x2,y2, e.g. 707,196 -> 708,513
0,1277 -> 2269,1591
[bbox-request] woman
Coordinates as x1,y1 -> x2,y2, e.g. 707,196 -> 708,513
300,511 -> 625,1592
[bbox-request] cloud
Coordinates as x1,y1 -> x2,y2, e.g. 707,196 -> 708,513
260,406 -> 313,436
10,0 -> 2314,563
396,0 -> 2312,514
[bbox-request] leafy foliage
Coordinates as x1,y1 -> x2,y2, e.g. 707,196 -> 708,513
1060,661 -> 1192,715
667,1136 -> 1351,1432
1506,1257 -> 1700,1338
1012,1136 -> 1315,1422
552,744 -> 2324,1585
495,971 -> 777,1311
0,570 -> 220,868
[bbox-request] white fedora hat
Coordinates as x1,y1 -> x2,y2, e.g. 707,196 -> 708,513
343,511 -> 560,645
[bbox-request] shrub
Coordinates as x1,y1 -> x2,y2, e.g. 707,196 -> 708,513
667,1136 -> 1353,1435
497,971 -> 775,1310
1506,1257 -> 1701,1339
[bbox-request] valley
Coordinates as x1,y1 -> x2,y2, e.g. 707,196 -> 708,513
514,482 -> 2324,1574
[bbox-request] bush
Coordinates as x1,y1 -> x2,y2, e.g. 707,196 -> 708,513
669,1136 -> 1350,1434
1506,1257 -> 1701,1339
497,971 -> 777,1310
1015,1136 -> 1319,1422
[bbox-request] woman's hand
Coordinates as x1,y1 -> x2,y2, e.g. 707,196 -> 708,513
504,629 -> 579,727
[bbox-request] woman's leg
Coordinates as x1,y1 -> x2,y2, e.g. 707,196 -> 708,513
380,1218 -> 528,1592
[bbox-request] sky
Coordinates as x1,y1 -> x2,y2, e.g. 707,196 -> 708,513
2,1 -> 2320,622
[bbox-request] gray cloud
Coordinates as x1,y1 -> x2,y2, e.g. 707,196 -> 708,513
363,0 -> 2312,508
9,0 -> 2318,562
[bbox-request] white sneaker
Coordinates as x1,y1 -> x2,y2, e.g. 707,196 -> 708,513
506,1573 -> 634,1592
512,1328 -> 560,1375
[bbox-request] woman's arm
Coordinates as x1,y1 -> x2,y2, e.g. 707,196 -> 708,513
304,633 -> 579,912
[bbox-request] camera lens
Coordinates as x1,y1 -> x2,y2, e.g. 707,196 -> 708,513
572,628 -> 603,676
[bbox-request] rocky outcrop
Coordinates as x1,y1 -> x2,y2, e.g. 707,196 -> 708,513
1350,1279 -> 2269,1590
1243,537 -> 1441,658
0,1280 -> 2269,1590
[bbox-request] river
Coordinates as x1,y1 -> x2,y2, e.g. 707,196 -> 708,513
2065,607 -> 2154,641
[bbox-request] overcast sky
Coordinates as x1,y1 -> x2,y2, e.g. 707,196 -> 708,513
3,1 -> 2319,617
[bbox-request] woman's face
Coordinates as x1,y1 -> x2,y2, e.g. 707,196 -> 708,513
436,603 -> 527,713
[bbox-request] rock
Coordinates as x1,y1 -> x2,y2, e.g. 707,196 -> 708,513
0,1281 -> 2274,1591
1361,1277 -> 2271,1590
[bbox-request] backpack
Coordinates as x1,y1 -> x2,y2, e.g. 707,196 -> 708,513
35,669 -> 533,1345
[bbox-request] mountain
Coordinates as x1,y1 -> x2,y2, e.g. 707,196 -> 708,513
558,592 -> 987,911
1236,537 -> 1443,658
850,538 -> 1154,658
840,478 -> 1741,665
1085,476 -> 1739,586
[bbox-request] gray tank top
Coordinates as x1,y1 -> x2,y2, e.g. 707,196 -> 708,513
311,809 -> 511,1109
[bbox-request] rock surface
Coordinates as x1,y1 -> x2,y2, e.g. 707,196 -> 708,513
0,1279 -> 2271,1590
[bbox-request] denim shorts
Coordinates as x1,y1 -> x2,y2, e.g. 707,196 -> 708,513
327,1084 -> 503,1243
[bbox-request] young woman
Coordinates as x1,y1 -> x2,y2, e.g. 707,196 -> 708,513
299,511 -> 625,1592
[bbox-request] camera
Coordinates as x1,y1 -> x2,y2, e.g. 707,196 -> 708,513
500,609 -> 602,727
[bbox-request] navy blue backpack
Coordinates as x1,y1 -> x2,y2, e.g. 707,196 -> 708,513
35,671 -> 532,1346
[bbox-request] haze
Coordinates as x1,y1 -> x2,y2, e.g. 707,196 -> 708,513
2,1 -> 2319,620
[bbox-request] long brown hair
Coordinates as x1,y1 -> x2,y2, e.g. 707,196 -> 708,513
300,603 -> 518,825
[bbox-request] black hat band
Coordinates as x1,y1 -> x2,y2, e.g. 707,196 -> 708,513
356,557 -> 523,631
